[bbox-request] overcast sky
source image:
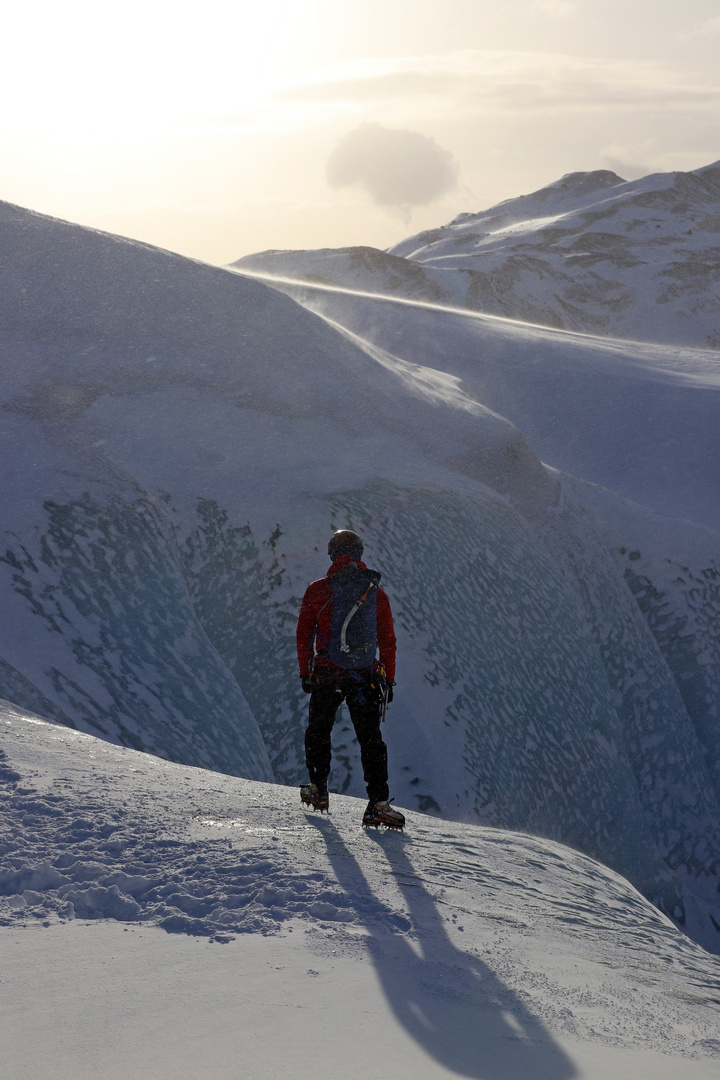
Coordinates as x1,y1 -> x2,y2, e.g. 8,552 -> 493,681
1,0 -> 718,263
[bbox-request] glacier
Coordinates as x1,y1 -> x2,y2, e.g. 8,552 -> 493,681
1,197 -> 720,951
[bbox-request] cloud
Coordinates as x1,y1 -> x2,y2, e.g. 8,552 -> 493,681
599,142 -> 651,181
280,50 -> 720,120
683,15 -> 720,38
326,123 -> 459,214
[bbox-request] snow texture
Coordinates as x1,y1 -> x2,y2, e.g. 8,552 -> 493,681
2,702 -> 720,1079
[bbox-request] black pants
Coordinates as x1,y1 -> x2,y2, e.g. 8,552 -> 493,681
305,678 -> 389,803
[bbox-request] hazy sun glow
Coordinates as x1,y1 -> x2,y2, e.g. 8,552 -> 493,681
0,0 -> 718,263
1,0 -> 324,132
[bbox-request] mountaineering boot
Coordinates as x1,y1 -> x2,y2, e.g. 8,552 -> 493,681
362,798 -> 405,830
300,783 -> 329,813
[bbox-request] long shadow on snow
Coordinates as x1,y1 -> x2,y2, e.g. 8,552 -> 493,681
307,816 -> 577,1080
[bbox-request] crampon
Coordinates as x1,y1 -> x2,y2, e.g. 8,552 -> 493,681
362,798 -> 405,830
300,783 -> 329,813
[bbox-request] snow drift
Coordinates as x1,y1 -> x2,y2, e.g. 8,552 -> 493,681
2,702 -> 720,1080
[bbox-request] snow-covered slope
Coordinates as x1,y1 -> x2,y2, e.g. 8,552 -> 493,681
243,280 -> 720,534
235,161 -> 720,349
2,703 -> 720,1080
3,200 -> 720,952
229,269 -> 720,849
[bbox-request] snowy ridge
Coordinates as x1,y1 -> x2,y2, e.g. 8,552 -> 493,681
234,160 -> 720,349
2,701 -> 720,1080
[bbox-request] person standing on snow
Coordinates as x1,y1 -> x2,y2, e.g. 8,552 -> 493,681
296,529 -> 405,829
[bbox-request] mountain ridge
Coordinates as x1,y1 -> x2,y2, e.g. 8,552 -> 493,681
234,160 -> 720,348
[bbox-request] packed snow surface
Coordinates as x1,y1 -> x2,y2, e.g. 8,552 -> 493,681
2,702 -> 720,1080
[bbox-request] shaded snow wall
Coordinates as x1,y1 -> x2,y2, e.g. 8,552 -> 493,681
4,478 -> 720,947
0,492 -> 272,781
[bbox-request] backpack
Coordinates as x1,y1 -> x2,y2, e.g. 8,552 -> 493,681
325,564 -> 381,670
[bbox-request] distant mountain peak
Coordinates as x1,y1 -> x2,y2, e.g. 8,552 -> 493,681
546,168 -> 627,192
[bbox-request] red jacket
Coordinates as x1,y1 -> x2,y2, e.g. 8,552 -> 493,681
296,555 -> 396,681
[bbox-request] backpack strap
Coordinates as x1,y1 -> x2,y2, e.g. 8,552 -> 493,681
309,597 -> 332,665
339,581 -> 378,656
